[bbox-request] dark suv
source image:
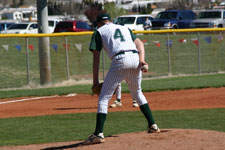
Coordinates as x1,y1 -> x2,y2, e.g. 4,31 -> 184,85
151,10 -> 196,29
54,21 -> 91,32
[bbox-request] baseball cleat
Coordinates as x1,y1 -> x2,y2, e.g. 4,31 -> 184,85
148,124 -> 160,133
133,101 -> 139,107
110,100 -> 122,108
82,133 -> 105,145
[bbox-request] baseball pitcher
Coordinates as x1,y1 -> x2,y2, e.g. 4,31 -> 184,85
83,13 -> 160,145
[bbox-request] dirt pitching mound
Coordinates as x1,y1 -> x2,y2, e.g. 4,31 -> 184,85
2,129 -> 225,150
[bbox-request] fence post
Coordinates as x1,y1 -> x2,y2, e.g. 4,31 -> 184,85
166,33 -> 172,75
25,37 -> 30,84
65,36 -> 70,80
197,32 -> 201,74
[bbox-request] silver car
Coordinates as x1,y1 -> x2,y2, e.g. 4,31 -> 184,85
190,9 -> 225,28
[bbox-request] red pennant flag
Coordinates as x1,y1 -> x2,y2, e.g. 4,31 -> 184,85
178,39 -> 186,43
155,43 -> 160,47
153,41 -> 160,47
28,45 -> 34,51
191,39 -> 199,46
63,44 -> 69,50
142,39 -> 147,43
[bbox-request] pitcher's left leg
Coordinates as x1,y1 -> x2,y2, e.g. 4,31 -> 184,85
126,70 -> 156,128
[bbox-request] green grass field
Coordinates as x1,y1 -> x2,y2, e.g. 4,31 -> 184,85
0,74 -> 225,146
0,109 -> 224,146
1,73 -> 225,99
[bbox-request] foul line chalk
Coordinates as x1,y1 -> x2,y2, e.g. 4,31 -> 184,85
0,95 -> 58,105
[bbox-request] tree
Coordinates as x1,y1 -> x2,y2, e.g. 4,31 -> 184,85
84,2 -> 104,25
47,1 -> 87,16
163,0 -> 212,10
103,2 -> 127,20
19,0 -> 25,6
12,0 -> 17,7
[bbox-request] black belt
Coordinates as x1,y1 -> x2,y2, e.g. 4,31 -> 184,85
114,50 -> 138,57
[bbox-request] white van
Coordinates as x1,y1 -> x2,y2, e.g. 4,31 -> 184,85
48,19 -> 62,33
114,14 -> 153,30
1,22 -> 38,34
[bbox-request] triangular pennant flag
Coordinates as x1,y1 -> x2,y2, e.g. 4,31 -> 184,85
28,45 -> 34,51
155,43 -> 160,47
142,39 -> 147,43
191,38 -> 199,46
166,40 -> 172,47
204,36 -> 211,44
63,44 -> 69,50
217,35 -> 224,42
178,39 -> 187,43
15,45 -> 21,52
74,44 -> 82,53
2,45 -> 9,51
153,41 -> 160,47
51,44 -> 58,52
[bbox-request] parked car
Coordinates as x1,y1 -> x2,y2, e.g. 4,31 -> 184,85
190,9 -> 225,28
151,10 -> 196,29
53,20 -> 91,32
1,22 -> 38,34
114,14 -> 153,30
0,22 -> 15,31
151,8 -> 166,18
48,19 -> 62,33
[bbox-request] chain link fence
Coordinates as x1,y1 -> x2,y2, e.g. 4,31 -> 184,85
0,29 -> 225,89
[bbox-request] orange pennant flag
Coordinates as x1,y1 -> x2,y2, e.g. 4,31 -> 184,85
63,44 -> 69,50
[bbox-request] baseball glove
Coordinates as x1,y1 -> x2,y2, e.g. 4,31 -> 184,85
92,82 -> 103,96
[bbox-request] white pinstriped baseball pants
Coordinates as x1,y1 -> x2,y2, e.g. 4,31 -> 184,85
97,51 -> 148,114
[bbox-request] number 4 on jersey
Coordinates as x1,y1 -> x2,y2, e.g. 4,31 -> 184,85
114,29 -> 125,42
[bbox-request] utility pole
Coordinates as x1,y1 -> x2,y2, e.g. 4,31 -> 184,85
37,0 -> 51,85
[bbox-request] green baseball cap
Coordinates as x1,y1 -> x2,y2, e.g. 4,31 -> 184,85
96,13 -> 111,23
